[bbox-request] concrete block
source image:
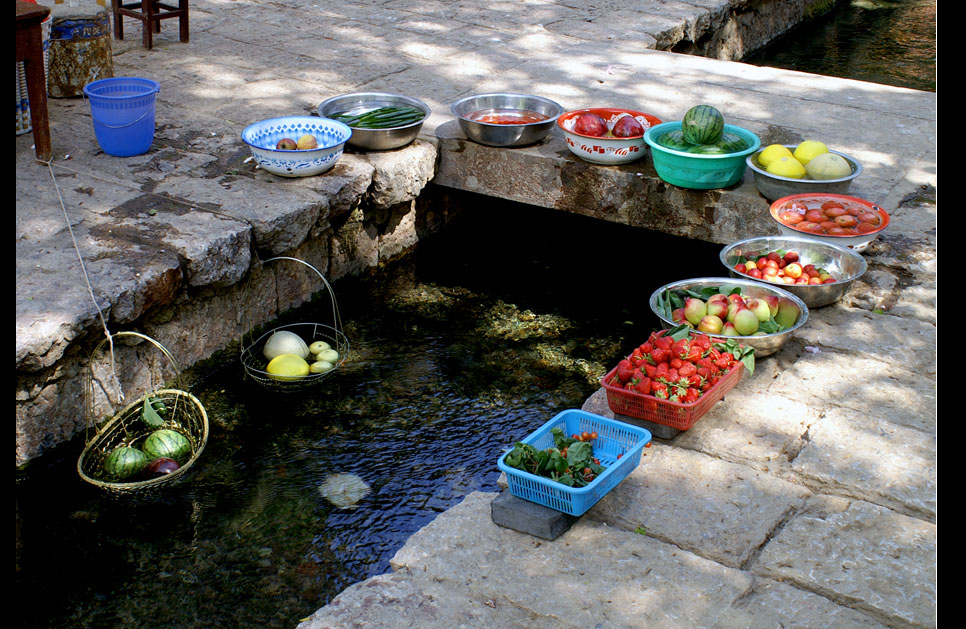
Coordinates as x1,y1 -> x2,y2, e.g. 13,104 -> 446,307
490,489 -> 577,541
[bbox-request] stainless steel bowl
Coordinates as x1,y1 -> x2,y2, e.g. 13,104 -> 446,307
719,236 -> 868,308
746,145 -> 862,202
649,277 -> 809,358
318,92 -> 431,151
450,93 -> 563,147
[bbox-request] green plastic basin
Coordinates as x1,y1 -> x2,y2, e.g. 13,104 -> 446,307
643,122 -> 761,190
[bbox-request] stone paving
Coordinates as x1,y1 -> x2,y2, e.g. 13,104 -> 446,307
16,0 -> 935,627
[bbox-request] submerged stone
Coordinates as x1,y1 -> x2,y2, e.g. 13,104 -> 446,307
318,473 -> 371,509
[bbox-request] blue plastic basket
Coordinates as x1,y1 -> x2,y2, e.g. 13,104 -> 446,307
497,409 -> 651,516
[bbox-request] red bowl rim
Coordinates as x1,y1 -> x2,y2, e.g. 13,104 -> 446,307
769,193 -> 890,238
557,108 -> 662,140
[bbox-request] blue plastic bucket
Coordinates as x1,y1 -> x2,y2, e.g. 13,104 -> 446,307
83,77 -> 160,157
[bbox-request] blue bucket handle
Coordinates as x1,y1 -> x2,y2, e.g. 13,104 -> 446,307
83,77 -> 160,129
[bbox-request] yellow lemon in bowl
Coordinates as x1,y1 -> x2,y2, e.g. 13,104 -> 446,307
765,155 -> 806,179
266,353 -> 311,380
793,140 -> 829,165
758,144 -> 794,168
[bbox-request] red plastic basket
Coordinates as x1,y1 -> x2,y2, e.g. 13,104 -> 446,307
600,361 -> 744,431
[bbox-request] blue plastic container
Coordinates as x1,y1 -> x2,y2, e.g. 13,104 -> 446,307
644,121 -> 761,190
497,409 -> 651,516
83,77 -> 160,157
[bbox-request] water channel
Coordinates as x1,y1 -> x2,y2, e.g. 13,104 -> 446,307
16,200 -> 723,627
744,0 -> 936,92
16,2 -> 936,625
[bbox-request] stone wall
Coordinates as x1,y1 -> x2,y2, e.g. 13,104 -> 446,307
15,142 -> 446,468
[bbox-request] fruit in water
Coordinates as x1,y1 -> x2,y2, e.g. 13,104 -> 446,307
793,140 -> 828,165
266,353 -> 311,381
264,331 -> 310,361
611,115 -> 644,138
766,155 -> 806,179
297,134 -> 319,150
573,113 -> 608,137
315,348 -> 340,363
658,130 -> 690,150
309,341 -> 331,355
143,428 -> 192,464
805,152 -> 853,180
758,144 -> 794,167
310,360 -> 334,374
143,457 -> 181,479
681,104 -> 724,145
275,138 -> 297,150
104,446 -> 149,480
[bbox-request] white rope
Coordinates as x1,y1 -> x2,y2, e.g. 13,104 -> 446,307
41,157 -> 124,403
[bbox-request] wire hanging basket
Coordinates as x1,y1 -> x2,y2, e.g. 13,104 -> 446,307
239,256 -> 350,393
77,332 -> 209,495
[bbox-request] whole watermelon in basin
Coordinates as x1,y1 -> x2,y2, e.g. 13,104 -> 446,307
143,429 -> 192,464
681,105 -> 724,145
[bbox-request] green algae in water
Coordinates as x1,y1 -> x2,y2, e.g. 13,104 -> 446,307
16,203 -> 724,627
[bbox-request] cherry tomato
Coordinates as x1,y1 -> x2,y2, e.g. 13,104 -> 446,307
571,433 -> 580,441
821,201 -> 845,211
805,210 -> 825,223
820,221 -> 838,232
779,211 -> 804,224
581,431 -> 591,441
823,206 -> 848,218
856,222 -> 879,233
856,212 -> 880,225
827,226 -> 850,235
796,221 -> 820,232
590,432 -> 598,440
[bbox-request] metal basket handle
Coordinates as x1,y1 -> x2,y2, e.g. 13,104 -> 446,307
240,256 -> 345,357
85,331 -> 183,443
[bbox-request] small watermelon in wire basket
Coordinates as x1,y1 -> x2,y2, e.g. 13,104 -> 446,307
77,332 -> 209,495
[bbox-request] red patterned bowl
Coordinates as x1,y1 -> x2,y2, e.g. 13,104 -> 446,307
557,108 -> 662,165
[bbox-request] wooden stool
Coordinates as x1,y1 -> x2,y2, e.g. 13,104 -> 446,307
111,0 -> 188,50
16,0 -> 52,162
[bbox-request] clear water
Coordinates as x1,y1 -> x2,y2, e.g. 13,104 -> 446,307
16,201 -> 723,627
745,0 -> 936,92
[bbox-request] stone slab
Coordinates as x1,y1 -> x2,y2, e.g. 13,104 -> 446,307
390,492 -> 756,628
585,443 -> 812,569
490,489 -> 578,541
754,495 -> 937,628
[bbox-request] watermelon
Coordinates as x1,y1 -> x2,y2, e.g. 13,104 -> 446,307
687,144 -> 729,155
657,130 -> 691,151
714,132 -> 747,153
681,105 -> 724,145
104,446 -> 149,480
143,428 -> 192,464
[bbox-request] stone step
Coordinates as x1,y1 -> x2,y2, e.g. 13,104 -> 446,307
298,491 -> 902,629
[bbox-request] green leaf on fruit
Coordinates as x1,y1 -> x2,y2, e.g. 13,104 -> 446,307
141,396 -> 165,428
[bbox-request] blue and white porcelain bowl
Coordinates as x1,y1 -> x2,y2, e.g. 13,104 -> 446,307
241,116 -> 352,177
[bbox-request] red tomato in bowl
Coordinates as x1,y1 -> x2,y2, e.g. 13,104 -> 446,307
779,211 -> 804,224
